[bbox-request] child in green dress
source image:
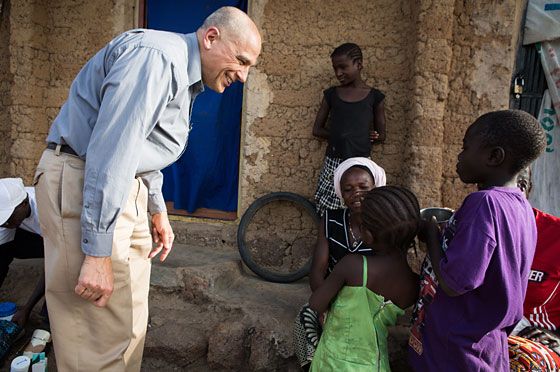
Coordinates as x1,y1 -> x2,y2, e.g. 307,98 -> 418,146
308,186 -> 420,371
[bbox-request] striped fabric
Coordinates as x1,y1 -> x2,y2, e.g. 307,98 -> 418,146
324,209 -> 373,273
527,279 -> 560,331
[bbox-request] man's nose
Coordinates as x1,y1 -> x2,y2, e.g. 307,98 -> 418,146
237,67 -> 249,83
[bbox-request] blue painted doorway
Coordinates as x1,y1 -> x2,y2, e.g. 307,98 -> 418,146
146,0 -> 248,219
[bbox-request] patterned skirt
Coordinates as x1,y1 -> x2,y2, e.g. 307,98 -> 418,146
314,156 -> 344,216
508,335 -> 560,371
293,304 -> 322,368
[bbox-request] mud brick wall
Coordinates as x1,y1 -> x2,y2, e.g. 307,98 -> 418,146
242,0 -> 525,214
0,0 -> 525,218
242,0 -> 417,212
441,0 -> 526,209
0,0 -> 136,183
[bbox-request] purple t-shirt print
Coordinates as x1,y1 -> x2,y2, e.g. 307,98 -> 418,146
409,187 -> 537,371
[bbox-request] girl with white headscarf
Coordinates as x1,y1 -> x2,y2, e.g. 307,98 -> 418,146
332,157 -> 386,205
294,157 -> 386,368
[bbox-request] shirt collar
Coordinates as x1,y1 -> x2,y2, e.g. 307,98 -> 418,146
184,33 -> 203,91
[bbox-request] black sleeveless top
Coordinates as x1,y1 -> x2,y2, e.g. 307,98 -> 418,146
324,86 -> 385,159
324,208 -> 374,273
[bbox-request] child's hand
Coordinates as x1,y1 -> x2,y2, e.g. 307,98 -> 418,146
369,130 -> 379,143
12,307 -> 31,327
418,216 -> 439,243
319,311 -> 328,327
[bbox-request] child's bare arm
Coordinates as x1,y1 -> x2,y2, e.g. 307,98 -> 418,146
422,218 -> 459,297
309,218 -> 329,291
371,100 -> 386,143
309,256 -> 350,313
312,98 -> 330,139
12,273 -> 45,327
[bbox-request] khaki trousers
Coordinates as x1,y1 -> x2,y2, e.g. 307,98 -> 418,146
34,149 -> 152,372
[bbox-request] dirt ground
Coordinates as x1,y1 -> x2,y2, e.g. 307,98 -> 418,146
0,244 -> 412,371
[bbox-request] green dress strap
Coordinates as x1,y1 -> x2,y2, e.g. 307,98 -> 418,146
362,255 -> 367,287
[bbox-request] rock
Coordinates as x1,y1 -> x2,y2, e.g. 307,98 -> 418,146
144,320 -> 208,367
207,321 -> 246,370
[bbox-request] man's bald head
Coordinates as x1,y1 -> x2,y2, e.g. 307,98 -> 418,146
197,7 -> 262,93
201,7 -> 259,39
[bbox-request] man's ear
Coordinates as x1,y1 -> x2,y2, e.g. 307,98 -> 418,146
487,146 -> 506,167
202,27 -> 220,50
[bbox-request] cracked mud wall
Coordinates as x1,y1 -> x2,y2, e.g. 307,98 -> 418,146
401,0 -> 455,208
441,0 -> 526,209
241,0 -> 417,212
0,0 -> 12,175
0,0 -> 525,218
0,0 -> 136,183
242,0 -> 525,213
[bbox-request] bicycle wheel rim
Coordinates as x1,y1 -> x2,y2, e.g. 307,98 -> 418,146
237,192 -> 319,283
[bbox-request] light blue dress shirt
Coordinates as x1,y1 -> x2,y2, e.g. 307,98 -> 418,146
47,29 -> 204,256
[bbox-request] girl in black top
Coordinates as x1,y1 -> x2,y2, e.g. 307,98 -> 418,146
312,43 -> 386,216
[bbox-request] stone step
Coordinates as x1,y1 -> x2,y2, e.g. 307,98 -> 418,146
1,244 -> 411,371
146,243 -> 310,370
169,219 -> 238,249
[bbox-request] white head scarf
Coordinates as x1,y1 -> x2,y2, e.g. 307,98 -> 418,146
333,157 -> 386,203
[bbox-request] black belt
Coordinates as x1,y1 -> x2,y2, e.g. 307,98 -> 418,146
47,142 -> 78,156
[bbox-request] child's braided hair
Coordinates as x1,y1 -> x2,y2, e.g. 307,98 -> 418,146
361,186 -> 420,254
331,43 -> 363,65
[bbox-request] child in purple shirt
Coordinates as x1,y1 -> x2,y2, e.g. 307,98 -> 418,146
409,110 -> 547,371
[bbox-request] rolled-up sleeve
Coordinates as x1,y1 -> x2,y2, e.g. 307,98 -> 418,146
81,46 -> 175,256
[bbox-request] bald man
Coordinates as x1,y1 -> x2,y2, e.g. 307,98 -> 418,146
34,7 -> 261,371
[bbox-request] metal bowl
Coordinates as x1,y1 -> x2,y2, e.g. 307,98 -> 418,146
420,207 -> 454,223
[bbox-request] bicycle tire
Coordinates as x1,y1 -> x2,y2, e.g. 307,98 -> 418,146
237,192 -> 320,283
